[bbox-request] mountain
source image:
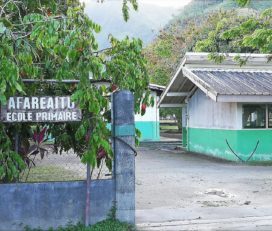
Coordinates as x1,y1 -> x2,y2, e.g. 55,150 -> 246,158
83,0 -> 272,49
83,0 -> 191,49
167,0 -> 272,31
144,0 -> 272,86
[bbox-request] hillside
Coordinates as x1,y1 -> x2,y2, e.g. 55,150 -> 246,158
83,0 -> 191,49
167,0 -> 272,32
144,0 -> 272,86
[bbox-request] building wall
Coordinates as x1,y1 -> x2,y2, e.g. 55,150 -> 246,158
186,90 -> 272,161
188,90 -> 238,129
107,91 -> 160,141
135,91 -> 160,141
182,106 -> 187,147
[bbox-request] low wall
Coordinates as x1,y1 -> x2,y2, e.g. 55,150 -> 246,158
0,91 -> 136,230
0,179 -> 114,231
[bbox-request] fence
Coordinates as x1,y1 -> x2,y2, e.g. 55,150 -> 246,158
19,147 -> 111,183
0,90 -> 135,230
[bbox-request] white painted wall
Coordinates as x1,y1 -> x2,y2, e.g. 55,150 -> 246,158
188,89 -> 240,129
135,91 -> 159,122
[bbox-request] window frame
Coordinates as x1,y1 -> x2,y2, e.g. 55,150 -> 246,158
268,105 -> 272,129
242,104 -> 272,129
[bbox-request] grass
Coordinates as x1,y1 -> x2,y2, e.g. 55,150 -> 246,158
160,120 -> 180,133
25,220 -> 136,231
21,166 -> 83,182
160,125 -> 178,131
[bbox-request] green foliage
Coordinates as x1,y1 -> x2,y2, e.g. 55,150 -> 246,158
135,128 -> 141,146
87,219 -> 136,231
144,0 -> 272,120
0,0 -> 149,182
122,0 -> 138,22
236,0 -> 250,7
197,2 -> 272,61
160,108 -> 182,131
0,124 -> 25,182
194,11 -> 259,53
24,220 -> 136,231
145,0 -> 272,89
145,10 -> 249,87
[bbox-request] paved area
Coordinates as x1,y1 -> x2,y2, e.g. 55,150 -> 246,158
160,132 -> 182,142
136,145 -> 272,230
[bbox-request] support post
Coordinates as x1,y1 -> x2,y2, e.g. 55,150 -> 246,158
112,90 -> 135,224
85,163 -> 91,226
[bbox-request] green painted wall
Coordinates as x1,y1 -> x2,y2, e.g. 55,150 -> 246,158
182,127 -> 187,147
188,128 -> 272,161
136,121 -> 160,141
107,122 -> 160,141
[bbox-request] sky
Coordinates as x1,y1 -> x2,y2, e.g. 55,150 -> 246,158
82,0 -> 192,8
81,0 -> 192,48
137,0 -> 192,8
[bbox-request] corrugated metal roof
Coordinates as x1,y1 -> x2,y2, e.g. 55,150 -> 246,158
191,69 -> 272,96
149,84 -> 165,95
158,53 -> 272,107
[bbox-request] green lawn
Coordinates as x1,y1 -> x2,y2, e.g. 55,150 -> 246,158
21,166 -> 83,182
160,125 -> 179,131
160,120 -> 180,132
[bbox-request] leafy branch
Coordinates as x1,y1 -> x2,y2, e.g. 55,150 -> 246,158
0,0 -> 149,182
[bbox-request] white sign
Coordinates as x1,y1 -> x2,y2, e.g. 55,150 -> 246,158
0,96 -> 82,122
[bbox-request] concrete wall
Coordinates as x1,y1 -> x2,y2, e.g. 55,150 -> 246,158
0,180 -> 114,231
0,90 -> 136,230
112,90 -> 135,224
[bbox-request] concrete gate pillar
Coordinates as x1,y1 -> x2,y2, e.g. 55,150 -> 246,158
112,90 -> 135,224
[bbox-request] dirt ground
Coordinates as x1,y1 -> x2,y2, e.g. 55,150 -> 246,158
136,144 -> 272,230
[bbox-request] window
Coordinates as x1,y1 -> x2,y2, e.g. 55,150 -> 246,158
269,105 -> 272,128
243,105 -> 266,129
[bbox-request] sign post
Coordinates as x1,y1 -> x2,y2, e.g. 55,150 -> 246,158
112,90 -> 135,224
1,96 -> 81,123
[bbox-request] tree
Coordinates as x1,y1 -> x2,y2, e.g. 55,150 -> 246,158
228,0 -> 272,54
144,11 -> 251,122
145,0 -> 272,86
236,0 -> 250,6
196,1 -> 272,63
0,0 -> 151,182
144,0 -> 272,123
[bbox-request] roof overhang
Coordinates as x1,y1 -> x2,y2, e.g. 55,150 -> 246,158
217,95 -> 272,103
158,58 -> 194,108
148,83 -> 165,96
158,52 -> 272,107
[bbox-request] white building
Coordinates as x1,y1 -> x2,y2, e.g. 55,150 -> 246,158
159,52 -> 272,162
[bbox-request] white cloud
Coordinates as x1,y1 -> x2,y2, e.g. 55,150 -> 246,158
139,0 -> 192,8
81,0 -> 192,9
